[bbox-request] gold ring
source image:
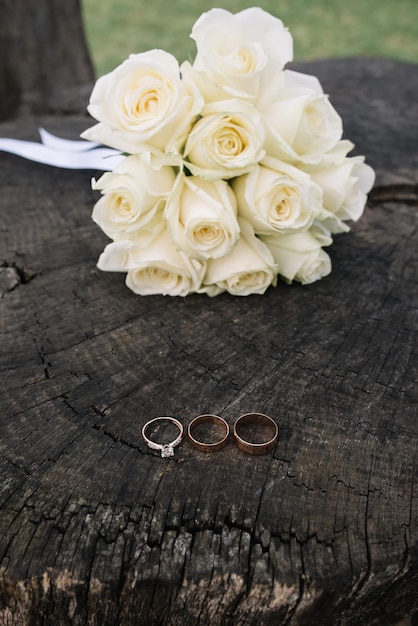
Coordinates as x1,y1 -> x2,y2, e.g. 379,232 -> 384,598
187,414 -> 230,452
142,417 -> 183,457
233,413 -> 278,455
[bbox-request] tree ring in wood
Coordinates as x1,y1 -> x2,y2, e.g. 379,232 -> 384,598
187,414 -> 230,452
233,413 -> 278,455
142,417 -> 184,457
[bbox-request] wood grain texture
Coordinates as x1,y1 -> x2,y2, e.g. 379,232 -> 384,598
0,59 -> 417,626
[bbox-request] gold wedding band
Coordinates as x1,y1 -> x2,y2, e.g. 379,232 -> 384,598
142,417 -> 183,458
187,414 -> 230,452
233,413 -> 278,455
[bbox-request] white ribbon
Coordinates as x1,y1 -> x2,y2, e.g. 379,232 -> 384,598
0,128 -> 124,171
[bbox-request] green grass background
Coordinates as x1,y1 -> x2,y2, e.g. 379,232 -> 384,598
82,0 -> 418,76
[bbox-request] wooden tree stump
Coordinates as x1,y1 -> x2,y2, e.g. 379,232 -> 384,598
0,0 -> 94,120
0,58 -> 417,626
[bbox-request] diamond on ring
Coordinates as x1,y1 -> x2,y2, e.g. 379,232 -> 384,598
161,445 -> 175,458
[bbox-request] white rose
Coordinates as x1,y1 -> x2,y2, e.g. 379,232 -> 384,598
261,230 -> 332,285
259,70 -> 343,164
97,239 -> 142,272
81,50 -> 203,156
165,172 -> 240,260
308,156 -> 375,227
184,100 -> 265,180
91,155 -> 176,241
201,218 -> 278,296
232,157 -> 322,235
188,7 -> 293,102
97,230 -> 206,297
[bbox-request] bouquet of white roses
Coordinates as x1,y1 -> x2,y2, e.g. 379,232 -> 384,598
82,7 -> 375,297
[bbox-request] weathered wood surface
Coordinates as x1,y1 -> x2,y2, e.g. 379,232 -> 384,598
0,58 -> 417,626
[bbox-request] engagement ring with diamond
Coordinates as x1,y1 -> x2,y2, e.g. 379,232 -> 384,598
142,417 -> 184,457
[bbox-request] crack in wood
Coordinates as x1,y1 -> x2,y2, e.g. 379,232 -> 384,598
369,185 -> 418,205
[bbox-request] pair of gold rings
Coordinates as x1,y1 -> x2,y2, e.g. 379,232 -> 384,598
141,413 -> 278,458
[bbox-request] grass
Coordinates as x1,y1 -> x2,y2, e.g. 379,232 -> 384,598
81,0 -> 418,76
